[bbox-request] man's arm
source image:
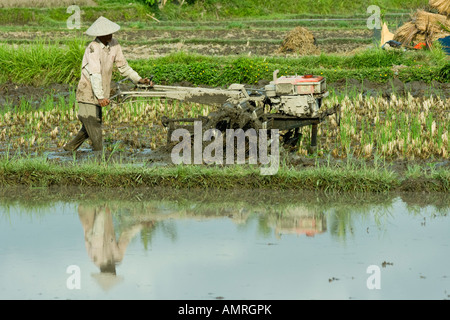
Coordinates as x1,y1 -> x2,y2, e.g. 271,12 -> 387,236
89,73 -> 109,106
89,72 -> 110,107
114,42 -> 153,86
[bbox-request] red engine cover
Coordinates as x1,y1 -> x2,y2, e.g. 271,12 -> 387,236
277,75 -> 324,84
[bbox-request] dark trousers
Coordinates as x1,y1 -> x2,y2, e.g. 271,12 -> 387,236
64,105 -> 103,151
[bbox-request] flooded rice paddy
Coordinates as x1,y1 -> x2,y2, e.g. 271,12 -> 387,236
0,188 -> 449,300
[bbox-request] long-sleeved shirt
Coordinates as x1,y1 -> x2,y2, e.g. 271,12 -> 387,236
78,204 -> 142,270
76,37 -> 141,106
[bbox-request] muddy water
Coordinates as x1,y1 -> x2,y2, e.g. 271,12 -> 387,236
0,188 -> 449,300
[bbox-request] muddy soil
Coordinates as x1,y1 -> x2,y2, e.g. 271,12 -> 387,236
119,29 -> 372,42
0,82 -> 73,107
1,77 -> 448,109
329,78 -> 450,98
121,41 -> 370,58
0,28 -> 371,42
119,28 -> 372,57
0,28 -> 373,57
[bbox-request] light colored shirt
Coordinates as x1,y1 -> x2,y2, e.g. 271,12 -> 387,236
76,37 -> 141,106
78,204 -> 142,269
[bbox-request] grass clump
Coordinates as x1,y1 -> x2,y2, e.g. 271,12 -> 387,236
159,0 -> 429,20
1,38 -> 447,86
0,38 -> 85,85
0,155 -> 448,193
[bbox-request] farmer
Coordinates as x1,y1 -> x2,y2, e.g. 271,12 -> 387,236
63,16 -> 152,152
78,203 -> 144,290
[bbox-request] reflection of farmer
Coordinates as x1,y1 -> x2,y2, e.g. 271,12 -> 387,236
78,204 -> 142,291
63,16 -> 152,152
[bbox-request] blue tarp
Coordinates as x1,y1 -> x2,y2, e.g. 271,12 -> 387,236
438,36 -> 450,55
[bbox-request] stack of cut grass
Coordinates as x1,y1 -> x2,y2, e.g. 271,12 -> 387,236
277,27 -> 320,55
430,0 -> 450,16
394,9 -> 450,46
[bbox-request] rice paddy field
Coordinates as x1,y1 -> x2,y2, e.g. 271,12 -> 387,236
0,0 -> 449,191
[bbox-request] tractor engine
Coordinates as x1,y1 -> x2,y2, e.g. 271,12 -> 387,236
264,72 -> 328,118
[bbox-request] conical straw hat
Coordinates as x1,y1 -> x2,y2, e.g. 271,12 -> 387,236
85,16 -> 120,37
91,272 -> 124,292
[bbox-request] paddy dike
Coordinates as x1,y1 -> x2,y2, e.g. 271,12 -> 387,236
3,147 -> 450,193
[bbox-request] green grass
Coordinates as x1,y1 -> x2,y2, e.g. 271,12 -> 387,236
158,0 -> 429,20
0,0 -> 426,25
0,3 -> 151,26
0,154 -> 448,192
0,40 -> 447,86
0,13 -> 410,32
129,47 -> 448,85
0,39 -> 85,85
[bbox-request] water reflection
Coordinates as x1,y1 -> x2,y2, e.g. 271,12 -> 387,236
60,189 -> 448,280
1,188 -> 449,243
74,196 -> 330,291
71,192 -> 331,281
0,187 -> 449,299
106,194 -> 330,242
78,203 -> 145,291
265,207 -> 326,238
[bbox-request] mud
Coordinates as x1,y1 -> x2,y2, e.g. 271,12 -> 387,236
329,78 -> 450,98
120,29 -> 372,42
0,28 -> 371,42
0,82 -> 73,107
1,77 -> 448,110
0,28 -> 373,58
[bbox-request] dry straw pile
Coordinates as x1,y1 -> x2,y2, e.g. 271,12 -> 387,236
430,0 -> 450,16
277,27 -> 320,55
394,8 -> 450,46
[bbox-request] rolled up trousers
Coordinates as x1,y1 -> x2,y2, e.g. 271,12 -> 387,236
64,102 -> 103,151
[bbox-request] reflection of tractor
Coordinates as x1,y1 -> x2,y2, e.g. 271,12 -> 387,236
111,70 -> 340,149
271,208 -> 327,238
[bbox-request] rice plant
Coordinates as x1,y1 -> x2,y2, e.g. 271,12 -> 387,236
0,89 -> 448,162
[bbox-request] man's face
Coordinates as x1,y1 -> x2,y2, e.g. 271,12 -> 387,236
98,34 -> 113,44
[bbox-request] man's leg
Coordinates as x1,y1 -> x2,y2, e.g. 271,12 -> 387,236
63,123 -> 89,151
83,106 -> 103,151
64,102 -> 103,152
